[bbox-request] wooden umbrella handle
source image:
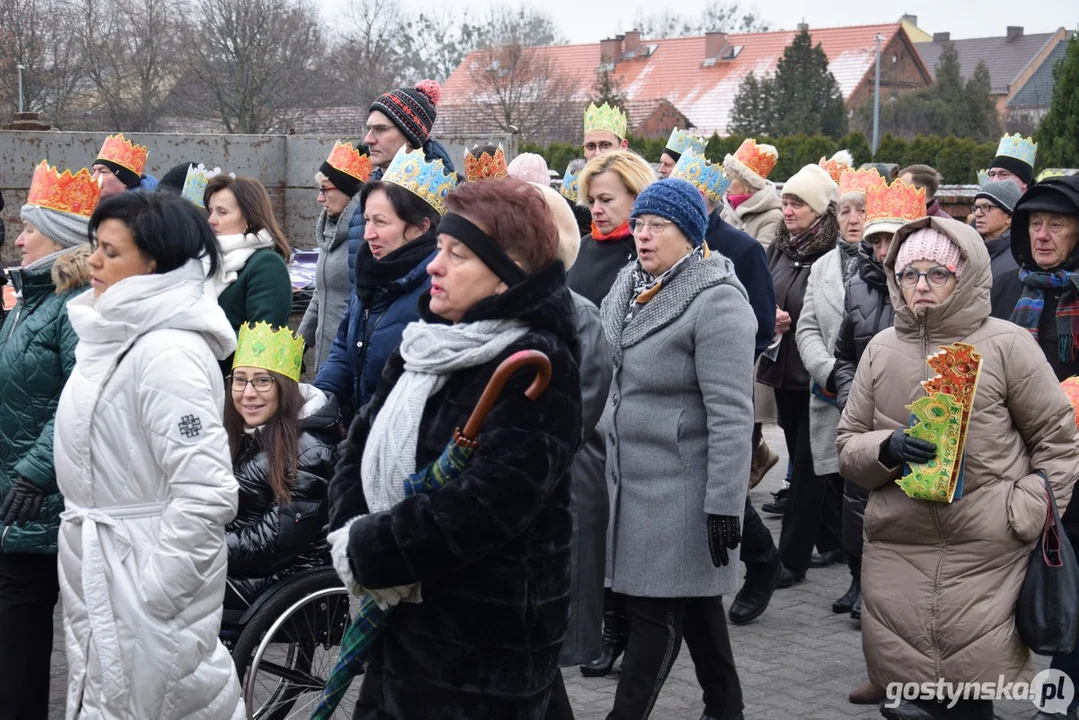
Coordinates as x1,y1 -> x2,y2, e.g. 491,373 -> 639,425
459,350 -> 552,442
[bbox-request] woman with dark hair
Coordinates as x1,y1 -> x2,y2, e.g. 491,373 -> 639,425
53,191 -> 244,719
223,322 -> 336,604
203,174 -> 293,333
314,148 -> 453,420
327,176 -> 582,719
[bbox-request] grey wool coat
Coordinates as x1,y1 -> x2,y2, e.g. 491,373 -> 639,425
795,244 -> 848,475
298,194 -> 361,370
599,253 -> 756,598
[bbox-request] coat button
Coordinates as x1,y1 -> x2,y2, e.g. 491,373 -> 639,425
356,341 -> 364,348
611,393 -> 618,407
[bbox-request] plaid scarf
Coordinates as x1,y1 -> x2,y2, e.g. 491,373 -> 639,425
625,244 -> 707,323
1010,268 -> 1079,363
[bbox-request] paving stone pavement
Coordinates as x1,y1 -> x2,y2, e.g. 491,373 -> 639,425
46,424 -> 1050,720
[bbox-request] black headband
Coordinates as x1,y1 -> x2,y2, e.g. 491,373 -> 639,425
440,212 -> 527,286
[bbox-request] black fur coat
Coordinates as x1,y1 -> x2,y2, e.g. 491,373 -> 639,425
328,261 -> 582,720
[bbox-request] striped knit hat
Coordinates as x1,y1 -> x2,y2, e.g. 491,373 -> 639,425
370,80 -> 441,150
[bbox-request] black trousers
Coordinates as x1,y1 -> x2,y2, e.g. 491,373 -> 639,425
773,388 -> 843,572
741,496 -> 777,577
1050,530 -> 1079,711
607,595 -> 742,720
0,552 -> 61,720
910,698 -> 994,719
546,669 -> 575,720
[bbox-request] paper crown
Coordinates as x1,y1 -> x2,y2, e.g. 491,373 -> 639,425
464,145 -> 508,182
96,133 -> 148,176
559,163 -> 581,203
994,133 -> 1037,168
382,147 -> 457,216
865,179 -> 927,228
977,169 -> 989,186
1036,168 -> 1071,183
838,167 -> 886,196
326,141 -> 373,182
584,102 -> 628,139
181,164 -> 226,208
26,160 -> 101,218
665,127 -> 706,157
233,322 -> 305,382
1061,376 -> 1079,431
818,150 -> 855,183
670,149 -> 730,206
725,138 -> 779,182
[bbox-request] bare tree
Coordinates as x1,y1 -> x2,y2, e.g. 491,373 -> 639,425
633,1 -> 770,39
178,0 -> 333,133
334,0 -> 408,108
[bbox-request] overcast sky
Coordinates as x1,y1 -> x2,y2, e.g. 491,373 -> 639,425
397,0 -> 1078,45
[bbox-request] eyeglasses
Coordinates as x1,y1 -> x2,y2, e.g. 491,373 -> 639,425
628,217 -> 673,236
972,202 -> 999,215
317,186 -> 337,196
364,124 -> 395,137
897,266 -> 954,289
987,169 -> 1013,180
228,375 -> 276,393
583,141 -> 615,153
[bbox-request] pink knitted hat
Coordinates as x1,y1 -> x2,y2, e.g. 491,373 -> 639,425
507,153 -> 551,185
895,227 -> 966,277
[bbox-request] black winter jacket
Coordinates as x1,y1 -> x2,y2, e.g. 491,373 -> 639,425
567,232 -> 636,308
833,245 -> 895,410
705,210 -> 776,357
987,230 -> 1020,319
225,390 -> 337,602
329,261 -> 583,720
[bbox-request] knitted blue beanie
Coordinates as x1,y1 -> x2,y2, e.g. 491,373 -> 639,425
631,178 -> 708,247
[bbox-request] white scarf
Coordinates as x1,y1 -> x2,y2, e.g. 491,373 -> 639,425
361,318 -> 529,514
204,229 -> 275,297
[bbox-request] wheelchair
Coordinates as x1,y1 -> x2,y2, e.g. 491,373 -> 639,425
220,566 -> 363,720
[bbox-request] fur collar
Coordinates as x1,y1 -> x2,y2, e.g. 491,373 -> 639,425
52,244 -> 92,293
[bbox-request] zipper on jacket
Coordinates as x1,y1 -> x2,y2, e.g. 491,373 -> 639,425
0,524 -> 9,551
919,320 -> 929,381
4,306 -> 23,341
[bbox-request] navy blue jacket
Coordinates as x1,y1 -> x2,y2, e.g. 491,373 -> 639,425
315,249 -> 436,418
704,210 -> 776,357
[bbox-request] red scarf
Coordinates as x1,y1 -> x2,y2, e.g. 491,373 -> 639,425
728,193 -> 753,210
591,220 -> 632,242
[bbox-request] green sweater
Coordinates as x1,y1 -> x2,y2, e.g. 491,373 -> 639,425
217,248 -> 293,333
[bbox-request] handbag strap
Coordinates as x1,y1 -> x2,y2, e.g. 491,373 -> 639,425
1038,473 -> 1064,568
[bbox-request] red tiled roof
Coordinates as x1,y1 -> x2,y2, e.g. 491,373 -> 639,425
437,23 -> 920,139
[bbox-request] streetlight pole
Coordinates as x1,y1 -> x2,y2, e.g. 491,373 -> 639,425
872,34 -> 882,157
16,64 -> 25,113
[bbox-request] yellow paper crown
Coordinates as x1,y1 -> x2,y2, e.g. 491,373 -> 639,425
26,160 -> 101,218
584,102 -> 628,139
96,133 -> 148,176
464,145 -> 508,182
865,179 -> 926,226
326,141 -> 373,182
838,167 -> 886,196
233,322 -> 305,382
382,147 -> 457,216
994,133 -> 1037,168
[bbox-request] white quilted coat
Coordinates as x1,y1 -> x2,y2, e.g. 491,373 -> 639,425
53,260 -> 244,719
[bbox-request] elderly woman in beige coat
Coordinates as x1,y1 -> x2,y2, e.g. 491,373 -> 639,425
836,216 -> 1079,720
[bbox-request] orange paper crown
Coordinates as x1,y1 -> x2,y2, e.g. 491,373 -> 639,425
866,179 -> 927,226
732,138 -> 778,180
26,160 -> 101,218
464,146 -> 508,182
96,133 -> 148,176
818,150 -> 854,183
838,167 -> 886,196
326,141 -> 373,182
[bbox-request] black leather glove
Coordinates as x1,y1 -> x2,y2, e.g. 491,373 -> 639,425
825,366 -> 838,394
707,514 -> 741,567
0,479 -> 45,526
880,428 -> 938,467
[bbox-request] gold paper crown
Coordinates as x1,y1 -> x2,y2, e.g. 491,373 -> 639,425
559,162 -> 581,202
26,160 -> 101,218
233,322 -> 305,382
727,138 -> 779,181
326,141 -> 373,182
865,179 -> 926,227
818,150 -> 855,183
96,133 -> 148,176
838,167 -> 886,196
584,102 -> 628,139
464,145 -> 508,182
382,147 -> 457,216
994,133 -> 1037,168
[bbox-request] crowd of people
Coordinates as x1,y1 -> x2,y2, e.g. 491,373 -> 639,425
0,80 -> 1077,720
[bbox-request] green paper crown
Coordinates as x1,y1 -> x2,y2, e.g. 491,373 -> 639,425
233,322 -> 304,382
584,102 -> 627,139
994,133 -> 1037,168
665,127 -> 706,157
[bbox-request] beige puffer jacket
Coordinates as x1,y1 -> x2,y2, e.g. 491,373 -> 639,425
719,183 -> 782,249
836,216 -> 1078,689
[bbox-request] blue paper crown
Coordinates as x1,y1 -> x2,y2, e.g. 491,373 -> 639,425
995,133 -> 1037,168
665,127 -> 707,157
559,165 -> 580,203
382,147 -> 457,216
670,149 -> 730,206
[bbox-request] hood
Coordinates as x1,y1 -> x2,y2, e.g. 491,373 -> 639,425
298,383 -> 338,429
422,138 -> 456,174
885,216 -> 991,343
52,244 -> 93,293
66,258 -> 237,360
1010,175 -> 1079,271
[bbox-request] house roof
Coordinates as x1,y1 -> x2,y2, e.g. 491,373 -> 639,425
915,31 -> 1062,94
1008,39 -> 1070,109
436,23 -> 923,139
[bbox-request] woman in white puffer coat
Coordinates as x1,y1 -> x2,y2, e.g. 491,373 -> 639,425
53,192 -> 244,719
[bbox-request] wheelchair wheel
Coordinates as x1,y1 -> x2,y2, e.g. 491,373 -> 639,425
231,571 -> 362,719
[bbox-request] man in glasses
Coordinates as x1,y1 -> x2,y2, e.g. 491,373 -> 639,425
987,133 -> 1037,193
971,180 -> 1021,319
582,102 -> 629,161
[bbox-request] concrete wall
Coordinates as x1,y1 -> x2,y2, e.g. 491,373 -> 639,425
0,130 -> 511,266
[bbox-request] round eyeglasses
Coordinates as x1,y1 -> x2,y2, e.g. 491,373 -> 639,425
896,266 -> 954,289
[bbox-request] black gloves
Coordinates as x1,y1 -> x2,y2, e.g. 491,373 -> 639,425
825,366 -> 838,394
880,428 -> 938,468
708,514 -> 741,567
0,479 -> 45,526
